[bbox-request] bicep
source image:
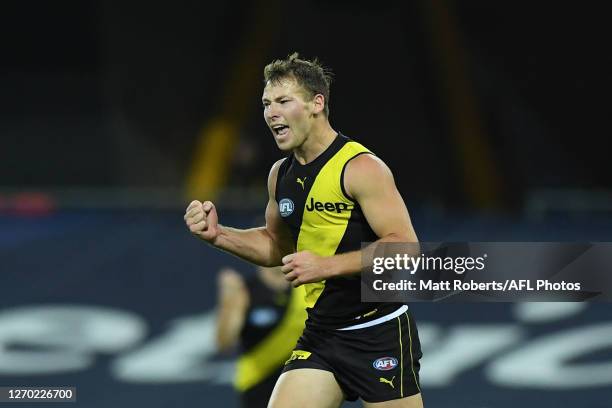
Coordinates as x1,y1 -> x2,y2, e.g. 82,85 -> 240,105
346,155 -> 418,242
264,158 -> 295,259
264,197 -> 295,257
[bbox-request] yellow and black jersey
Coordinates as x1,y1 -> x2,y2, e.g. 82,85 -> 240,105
275,133 -> 398,329
235,276 -> 307,394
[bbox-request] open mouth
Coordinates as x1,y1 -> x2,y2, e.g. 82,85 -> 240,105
272,124 -> 290,136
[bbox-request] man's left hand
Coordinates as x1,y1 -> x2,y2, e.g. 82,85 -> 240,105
281,251 -> 333,287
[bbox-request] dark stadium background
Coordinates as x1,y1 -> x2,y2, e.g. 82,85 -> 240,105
1,1 -> 610,407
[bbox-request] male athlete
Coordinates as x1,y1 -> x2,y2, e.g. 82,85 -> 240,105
215,265 -> 307,408
185,53 -> 423,407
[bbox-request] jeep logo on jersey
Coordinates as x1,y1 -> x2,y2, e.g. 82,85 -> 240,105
373,357 -> 398,371
279,198 -> 294,217
305,197 -> 349,213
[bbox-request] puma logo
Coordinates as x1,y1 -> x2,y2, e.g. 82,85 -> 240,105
296,177 -> 307,190
379,376 -> 395,389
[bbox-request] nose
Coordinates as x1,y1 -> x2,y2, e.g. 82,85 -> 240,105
265,104 -> 280,122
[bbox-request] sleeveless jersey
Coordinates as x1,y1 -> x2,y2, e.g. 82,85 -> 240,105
275,133 -> 397,329
240,275 -> 291,352
235,274 -> 307,391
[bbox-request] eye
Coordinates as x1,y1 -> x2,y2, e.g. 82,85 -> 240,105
280,99 -> 290,104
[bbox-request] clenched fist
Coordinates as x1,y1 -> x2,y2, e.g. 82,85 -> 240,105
184,200 -> 220,243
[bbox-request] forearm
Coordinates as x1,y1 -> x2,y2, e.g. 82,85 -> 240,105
328,232 -> 419,277
211,225 -> 285,267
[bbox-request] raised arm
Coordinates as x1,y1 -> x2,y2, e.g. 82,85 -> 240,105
184,158 -> 295,267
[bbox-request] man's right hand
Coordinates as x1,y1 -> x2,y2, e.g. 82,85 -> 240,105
184,200 -> 220,243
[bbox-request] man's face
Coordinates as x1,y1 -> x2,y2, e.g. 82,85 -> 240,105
262,77 -> 314,151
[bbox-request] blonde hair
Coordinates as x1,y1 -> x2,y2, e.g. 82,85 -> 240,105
263,52 -> 333,116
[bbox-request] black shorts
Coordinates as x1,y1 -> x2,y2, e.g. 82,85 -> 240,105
282,307 -> 422,403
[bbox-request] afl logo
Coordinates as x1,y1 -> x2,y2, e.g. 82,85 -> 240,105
373,357 -> 398,371
279,198 -> 294,217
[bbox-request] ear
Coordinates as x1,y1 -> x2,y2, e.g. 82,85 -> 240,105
312,94 -> 325,115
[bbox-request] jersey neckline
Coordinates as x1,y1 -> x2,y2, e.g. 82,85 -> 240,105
290,132 -> 345,169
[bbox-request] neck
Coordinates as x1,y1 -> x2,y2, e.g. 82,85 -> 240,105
293,121 -> 337,165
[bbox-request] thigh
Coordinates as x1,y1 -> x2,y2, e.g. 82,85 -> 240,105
363,393 -> 423,408
242,370 -> 282,408
267,368 -> 345,408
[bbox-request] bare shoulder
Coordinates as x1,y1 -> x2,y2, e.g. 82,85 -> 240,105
217,267 -> 247,290
344,153 -> 395,199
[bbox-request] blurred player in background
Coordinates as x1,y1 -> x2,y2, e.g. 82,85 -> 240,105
186,53 -> 423,407
216,265 -> 307,408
